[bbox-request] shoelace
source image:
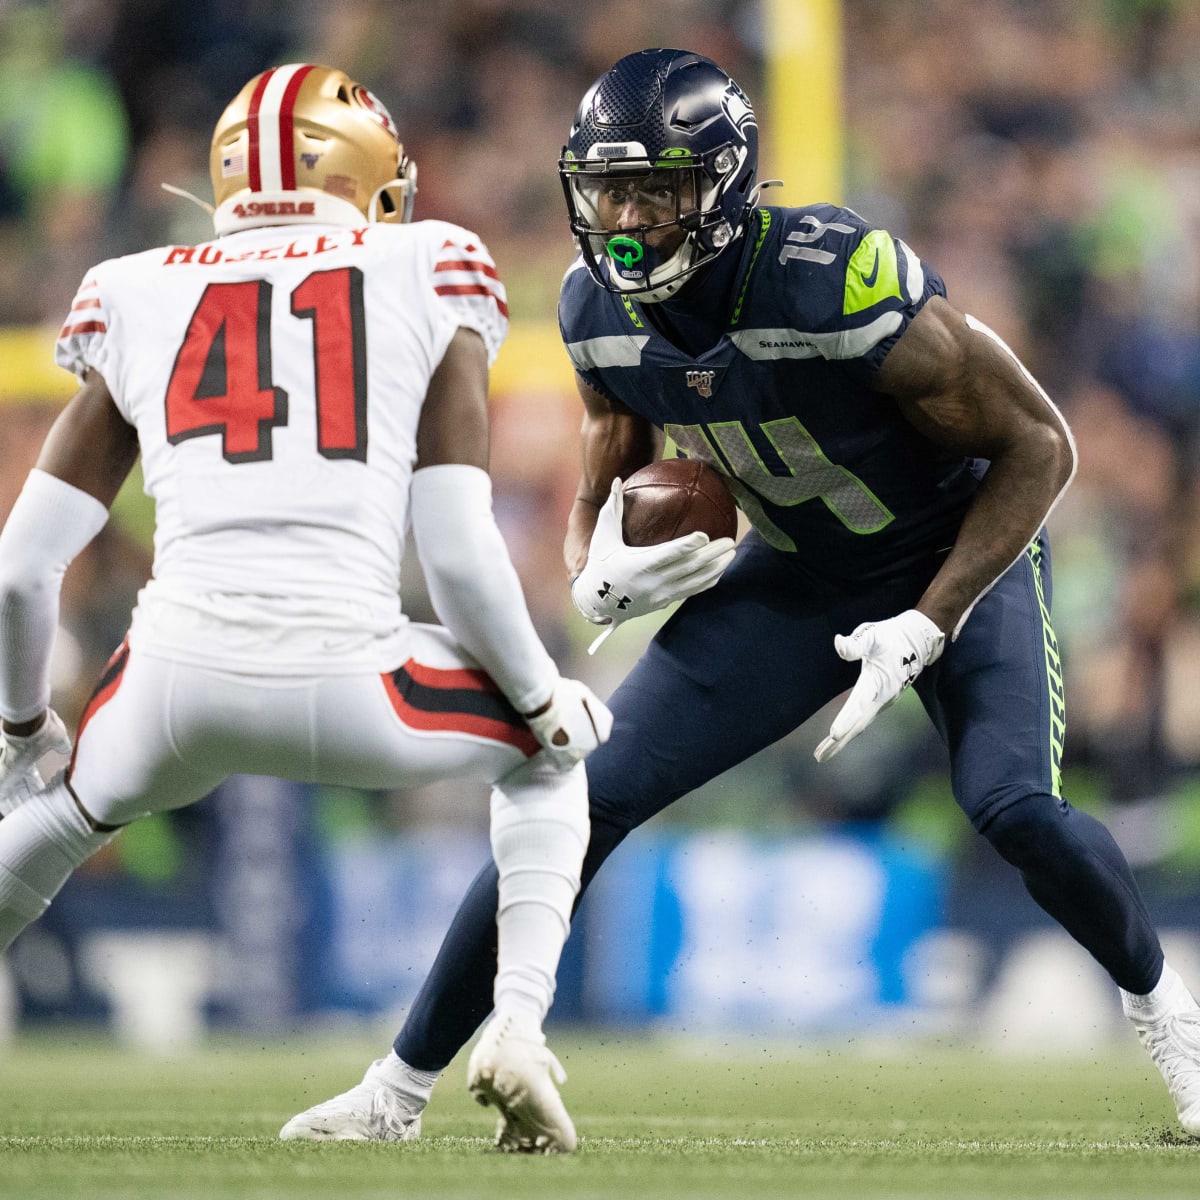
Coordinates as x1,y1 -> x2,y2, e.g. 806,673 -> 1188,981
368,1088 -> 415,1136
302,1079 -> 411,1133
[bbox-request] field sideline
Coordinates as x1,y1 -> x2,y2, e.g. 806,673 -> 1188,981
0,1030 -> 1196,1199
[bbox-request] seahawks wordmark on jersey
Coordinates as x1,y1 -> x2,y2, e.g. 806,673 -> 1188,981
560,205 -> 979,587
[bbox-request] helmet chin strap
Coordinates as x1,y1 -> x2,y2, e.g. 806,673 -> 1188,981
747,179 -> 784,206
160,182 -> 215,215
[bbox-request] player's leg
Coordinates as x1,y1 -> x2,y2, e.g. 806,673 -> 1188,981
463,754 -> 589,1152
282,539 -> 857,1140
922,533 -> 1200,1132
393,537 -> 866,1074
0,646 -> 224,952
392,804 -> 632,1075
280,626 -> 589,1148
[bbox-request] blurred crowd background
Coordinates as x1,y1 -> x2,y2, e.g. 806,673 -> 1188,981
4,0 -> 1200,1037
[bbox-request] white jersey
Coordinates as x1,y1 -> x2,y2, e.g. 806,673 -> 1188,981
55,219 -> 508,673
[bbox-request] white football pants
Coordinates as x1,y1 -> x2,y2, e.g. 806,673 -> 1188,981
0,623 -> 589,1019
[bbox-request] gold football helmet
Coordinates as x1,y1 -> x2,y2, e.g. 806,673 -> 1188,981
209,63 -> 416,235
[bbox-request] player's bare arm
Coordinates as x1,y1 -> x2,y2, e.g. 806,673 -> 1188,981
565,376 -> 659,576
415,327 -> 490,471
36,369 -> 140,509
876,295 -> 1075,638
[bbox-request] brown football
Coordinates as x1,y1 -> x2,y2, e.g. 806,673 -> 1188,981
621,458 -> 738,547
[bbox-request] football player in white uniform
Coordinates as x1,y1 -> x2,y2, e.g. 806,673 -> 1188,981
0,64 -> 611,1154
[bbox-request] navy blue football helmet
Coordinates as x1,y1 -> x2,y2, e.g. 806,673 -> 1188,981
560,49 -> 759,301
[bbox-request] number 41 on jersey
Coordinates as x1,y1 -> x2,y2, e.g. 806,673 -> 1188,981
165,267 -> 368,464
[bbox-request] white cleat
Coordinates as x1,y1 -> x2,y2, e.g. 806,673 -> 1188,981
1131,1010 -> 1200,1136
279,1058 -> 422,1142
466,1012 -> 577,1154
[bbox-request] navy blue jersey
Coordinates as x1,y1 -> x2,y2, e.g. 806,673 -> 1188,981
559,204 -> 980,587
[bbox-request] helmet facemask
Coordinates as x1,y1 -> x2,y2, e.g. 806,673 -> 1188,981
562,143 -> 747,301
559,50 -> 759,302
368,161 -> 418,224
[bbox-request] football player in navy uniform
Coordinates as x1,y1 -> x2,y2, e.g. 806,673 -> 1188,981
286,49 -> 1200,1147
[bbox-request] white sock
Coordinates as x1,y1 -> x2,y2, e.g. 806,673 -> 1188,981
1121,962 -> 1197,1025
0,775 -> 116,951
489,760 -> 588,1023
375,1051 -> 439,1114
493,896 -> 575,1021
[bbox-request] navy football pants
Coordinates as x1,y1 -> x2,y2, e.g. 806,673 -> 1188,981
395,532 -> 1163,1070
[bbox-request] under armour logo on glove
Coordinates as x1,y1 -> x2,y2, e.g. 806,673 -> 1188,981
597,582 -> 632,610
571,478 -> 736,639
814,610 -> 945,763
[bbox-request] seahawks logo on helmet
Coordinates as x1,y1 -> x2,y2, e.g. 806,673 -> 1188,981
559,49 -> 760,303
721,85 -> 756,135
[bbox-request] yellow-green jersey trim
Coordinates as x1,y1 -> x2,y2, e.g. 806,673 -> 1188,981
730,209 -> 772,328
843,228 -> 903,316
1028,539 -> 1065,798
621,294 -> 644,330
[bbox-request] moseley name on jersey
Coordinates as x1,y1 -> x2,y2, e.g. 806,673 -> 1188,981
162,227 -> 371,266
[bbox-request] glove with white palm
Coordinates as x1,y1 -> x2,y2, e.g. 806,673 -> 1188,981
523,677 -> 614,770
571,478 -> 736,628
0,708 -> 72,816
814,611 -> 945,763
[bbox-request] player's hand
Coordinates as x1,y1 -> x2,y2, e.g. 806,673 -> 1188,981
571,478 -> 736,627
0,708 -> 72,816
814,610 -> 945,763
523,678 -> 614,770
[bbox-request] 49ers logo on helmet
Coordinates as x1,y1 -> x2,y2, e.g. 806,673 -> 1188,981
353,86 -> 398,139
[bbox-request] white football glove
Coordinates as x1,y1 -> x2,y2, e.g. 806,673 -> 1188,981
524,677 -> 614,770
571,478 -> 736,628
0,708 -> 72,816
814,610 -> 945,763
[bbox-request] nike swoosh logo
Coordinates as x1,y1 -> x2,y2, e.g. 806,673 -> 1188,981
860,249 -> 880,288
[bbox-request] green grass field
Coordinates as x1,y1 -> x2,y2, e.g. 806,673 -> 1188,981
0,1029 -> 1196,1199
